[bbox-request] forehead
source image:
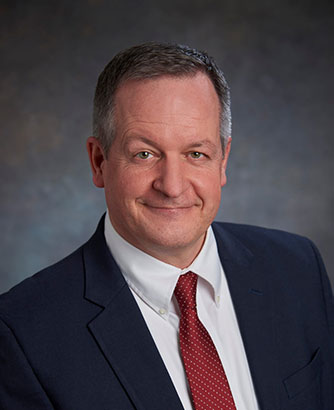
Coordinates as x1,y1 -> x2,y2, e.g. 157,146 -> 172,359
113,73 -> 220,128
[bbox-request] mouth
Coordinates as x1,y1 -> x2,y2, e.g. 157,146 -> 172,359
147,205 -> 192,209
142,203 -> 195,215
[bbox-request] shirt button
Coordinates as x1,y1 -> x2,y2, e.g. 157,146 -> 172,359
216,295 -> 220,304
159,308 -> 166,315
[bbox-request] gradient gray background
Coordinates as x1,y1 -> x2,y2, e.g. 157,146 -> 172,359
1,0 -> 333,293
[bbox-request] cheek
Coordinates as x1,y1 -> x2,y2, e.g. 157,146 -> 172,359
199,176 -> 222,214
107,169 -> 151,203
194,171 -> 223,197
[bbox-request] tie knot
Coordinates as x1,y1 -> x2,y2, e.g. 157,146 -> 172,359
174,272 -> 198,313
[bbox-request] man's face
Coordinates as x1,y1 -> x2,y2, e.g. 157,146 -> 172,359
88,72 -> 230,267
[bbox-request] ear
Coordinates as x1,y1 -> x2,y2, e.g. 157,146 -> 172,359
86,137 -> 106,188
220,137 -> 232,187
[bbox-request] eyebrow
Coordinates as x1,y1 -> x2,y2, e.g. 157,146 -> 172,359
124,136 -> 160,149
186,140 -> 218,150
124,136 -> 218,151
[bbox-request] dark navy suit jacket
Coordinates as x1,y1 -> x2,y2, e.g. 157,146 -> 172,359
0,218 -> 333,409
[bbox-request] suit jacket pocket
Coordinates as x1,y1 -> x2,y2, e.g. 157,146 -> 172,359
283,348 -> 322,399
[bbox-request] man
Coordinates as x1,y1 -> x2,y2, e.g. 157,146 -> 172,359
0,43 -> 333,410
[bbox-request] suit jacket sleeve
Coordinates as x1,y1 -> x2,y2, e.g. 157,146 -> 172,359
310,239 -> 334,364
0,318 -> 54,410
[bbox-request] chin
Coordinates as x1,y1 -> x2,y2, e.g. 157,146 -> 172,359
143,226 -> 206,251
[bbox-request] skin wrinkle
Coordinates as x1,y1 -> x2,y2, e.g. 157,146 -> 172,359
117,117 -> 205,126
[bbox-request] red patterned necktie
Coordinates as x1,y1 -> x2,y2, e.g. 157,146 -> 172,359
174,272 -> 236,410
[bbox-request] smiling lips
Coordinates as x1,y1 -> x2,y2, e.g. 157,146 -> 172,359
141,203 -> 200,216
140,200 -> 200,209
148,205 -> 193,209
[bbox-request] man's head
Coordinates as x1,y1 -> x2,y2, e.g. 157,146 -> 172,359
93,42 -> 231,157
87,43 -> 232,268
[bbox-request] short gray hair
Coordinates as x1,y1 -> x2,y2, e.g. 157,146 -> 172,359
93,42 -> 231,156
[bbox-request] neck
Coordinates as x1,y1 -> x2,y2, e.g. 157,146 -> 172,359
145,243 -> 204,269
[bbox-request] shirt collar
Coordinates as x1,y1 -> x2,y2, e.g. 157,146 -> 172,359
104,212 -> 222,317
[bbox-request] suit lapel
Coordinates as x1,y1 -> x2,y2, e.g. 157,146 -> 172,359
213,223 -> 280,410
83,217 -> 184,410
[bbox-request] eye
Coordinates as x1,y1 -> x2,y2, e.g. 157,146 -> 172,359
189,151 -> 204,159
136,151 -> 152,160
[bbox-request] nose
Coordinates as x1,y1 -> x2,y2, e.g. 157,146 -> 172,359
152,156 -> 189,198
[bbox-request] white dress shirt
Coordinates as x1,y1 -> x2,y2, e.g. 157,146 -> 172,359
104,212 -> 259,410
